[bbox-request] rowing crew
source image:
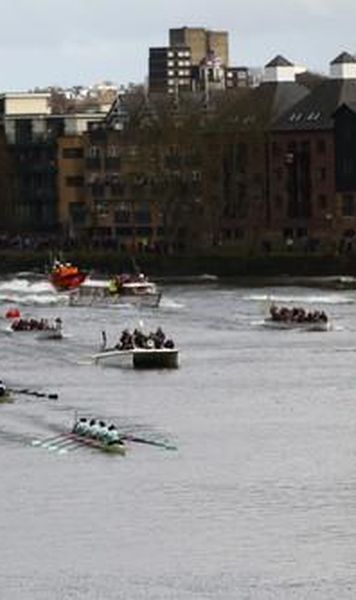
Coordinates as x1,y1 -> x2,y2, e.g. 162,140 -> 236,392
269,304 -> 328,324
72,418 -> 124,446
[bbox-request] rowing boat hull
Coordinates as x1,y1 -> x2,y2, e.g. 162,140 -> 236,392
68,433 -> 126,454
262,318 -> 330,332
36,330 -> 63,340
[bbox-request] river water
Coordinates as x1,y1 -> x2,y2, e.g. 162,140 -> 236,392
0,275 -> 355,599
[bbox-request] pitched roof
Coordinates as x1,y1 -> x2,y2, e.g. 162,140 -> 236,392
224,80 -> 309,130
331,52 -> 356,65
271,78 -> 356,130
265,55 -> 294,68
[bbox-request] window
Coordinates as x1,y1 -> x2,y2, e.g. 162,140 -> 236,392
107,145 -> 119,158
134,211 -> 151,224
271,142 -> 282,157
318,194 -> 327,209
66,176 -> 84,187
115,210 -> 131,224
69,201 -> 86,224
342,194 -> 355,217
316,167 -> 326,182
342,158 -> 354,176
273,168 -> 283,181
316,139 -> 326,154
275,195 -> 283,209
62,147 -> 83,159
87,145 -> 100,158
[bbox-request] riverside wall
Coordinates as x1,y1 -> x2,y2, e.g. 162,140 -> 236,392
1,250 -> 356,279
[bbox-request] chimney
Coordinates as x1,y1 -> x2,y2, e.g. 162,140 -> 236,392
264,55 -> 296,83
330,52 -> 356,79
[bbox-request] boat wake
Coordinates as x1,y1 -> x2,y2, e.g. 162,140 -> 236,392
160,297 -> 185,310
0,277 -> 64,307
244,292 -> 354,305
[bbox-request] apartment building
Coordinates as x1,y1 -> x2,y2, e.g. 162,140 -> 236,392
268,51 -> 356,253
148,26 -> 247,95
169,27 -> 228,67
149,46 -> 192,95
0,92 -> 106,232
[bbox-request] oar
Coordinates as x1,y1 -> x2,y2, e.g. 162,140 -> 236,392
9,388 -> 58,400
31,433 -> 68,447
122,434 -> 177,451
47,437 -> 80,452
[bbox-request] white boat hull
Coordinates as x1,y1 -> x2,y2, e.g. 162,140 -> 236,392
69,282 -> 162,308
92,348 -> 179,369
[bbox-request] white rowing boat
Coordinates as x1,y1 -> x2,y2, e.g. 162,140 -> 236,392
67,432 -> 126,454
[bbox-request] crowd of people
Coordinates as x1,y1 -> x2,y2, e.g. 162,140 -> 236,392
269,304 -> 328,323
72,418 -> 123,446
11,317 -> 62,332
112,327 -> 175,351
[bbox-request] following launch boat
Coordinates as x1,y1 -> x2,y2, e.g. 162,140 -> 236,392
68,273 -> 161,308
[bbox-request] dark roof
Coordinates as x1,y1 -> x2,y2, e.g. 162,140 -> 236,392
265,55 -> 294,68
331,52 -> 356,65
271,78 -> 356,131
225,81 -> 310,130
333,101 -> 356,117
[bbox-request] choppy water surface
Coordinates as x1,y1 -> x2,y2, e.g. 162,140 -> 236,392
1,276 -> 356,599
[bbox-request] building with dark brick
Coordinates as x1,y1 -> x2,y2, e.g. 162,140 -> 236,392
268,51 -> 356,254
202,55 -> 309,252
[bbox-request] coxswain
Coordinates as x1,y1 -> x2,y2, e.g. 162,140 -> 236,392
101,330 -> 107,351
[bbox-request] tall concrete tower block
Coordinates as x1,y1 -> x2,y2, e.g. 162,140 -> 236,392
169,27 -> 229,67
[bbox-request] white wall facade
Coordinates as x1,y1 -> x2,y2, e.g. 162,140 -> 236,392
264,66 -> 296,83
330,62 -> 356,79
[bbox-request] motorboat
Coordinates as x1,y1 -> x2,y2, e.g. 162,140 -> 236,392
92,347 -> 179,369
49,260 -> 87,292
68,273 -> 161,308
91,327 -> 179,368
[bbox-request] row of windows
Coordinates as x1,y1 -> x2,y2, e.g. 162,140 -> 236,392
272,139 -> 326,157
167,69 -> 190,77
167,60 -> 190,67
168,50 -> 190,58
62,146 -> 122,160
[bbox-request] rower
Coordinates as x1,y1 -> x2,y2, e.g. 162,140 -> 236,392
0,380 -> 7,397
55,318 -> 62,332
96,420 -> 109,441
89,419 -> 103,439
73,417 -> 88,435
104,424 -> 123,445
